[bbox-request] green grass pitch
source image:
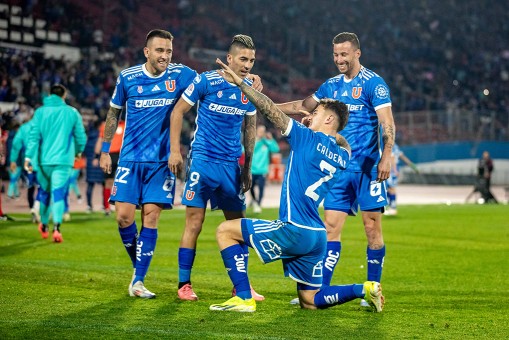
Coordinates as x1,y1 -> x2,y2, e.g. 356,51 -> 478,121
1,204 -> 508,339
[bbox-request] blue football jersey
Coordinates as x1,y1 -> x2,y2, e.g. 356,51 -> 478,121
279,120 -> 350,230
110,63 -> 197,162
182,70 -> 256,162
313,66 -> 391,172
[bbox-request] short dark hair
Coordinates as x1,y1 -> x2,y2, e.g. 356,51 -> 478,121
332,32 -> 360,50
229,34 -> 255,53
145,29 -> 173,46
319,98 -> 349,132
50,84 -> 67,97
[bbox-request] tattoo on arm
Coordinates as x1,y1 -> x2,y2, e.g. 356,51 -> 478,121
239,82 -> 290,131
381,122 -> 395,151
243,114 -> 256,169
103,107 -> 121,143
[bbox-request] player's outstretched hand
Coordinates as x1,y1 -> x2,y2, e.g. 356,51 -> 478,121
168,152 -> 183,176
216,58 -> 243,86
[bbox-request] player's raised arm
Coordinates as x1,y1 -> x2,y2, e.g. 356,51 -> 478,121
216,58 -> 290,132
169,97 -> 193,175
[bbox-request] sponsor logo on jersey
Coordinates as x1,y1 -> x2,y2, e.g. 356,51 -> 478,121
229,93 -> 237,100
341,90 -> 348,96
137,86 -> 143,94
241,93 -> 248,104
127,72 -> 143,81
151,85 -> 160,91
352,86 -> 362,99
135,98 -> 176,108
375,84 -> 390,99
346,103 -> 365,111
185,190 -> 195,200
208,103 -> 247,115
165,80 -> 176,92
377,196 -> 385,202
210,79 -> 224,86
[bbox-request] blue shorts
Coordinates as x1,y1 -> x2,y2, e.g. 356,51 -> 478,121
323,170 -> 387,214
110,161 -> 176,209
181,157 -> 245,211
241,218 -> 326,288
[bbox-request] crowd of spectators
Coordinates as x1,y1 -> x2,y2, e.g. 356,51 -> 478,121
1,0 -> 508,146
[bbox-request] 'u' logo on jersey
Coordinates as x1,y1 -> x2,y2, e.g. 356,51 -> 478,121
166,80 -> 176,92
352,86 -> 362,99
241,93 -> 248,104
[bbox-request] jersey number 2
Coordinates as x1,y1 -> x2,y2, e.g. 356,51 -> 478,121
305,160 -> 336,201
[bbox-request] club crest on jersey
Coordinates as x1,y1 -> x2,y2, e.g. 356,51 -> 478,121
137,86 -> 143,94
333,90 -> 338,98
111,185 -> 117,196
165,80 -> 176,92
241,93 -> 248,104
185,190 -> 195,200
352,86 -> 362,99
375,84 -> 390,99
217,90 -> 223,98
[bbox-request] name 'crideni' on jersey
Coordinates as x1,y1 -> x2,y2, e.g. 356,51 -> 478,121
135,98 -> 176,108
208,103 -> 246,115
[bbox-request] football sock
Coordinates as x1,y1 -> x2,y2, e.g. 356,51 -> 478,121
133,227 -> 157,284
221,244 -> 251,300
119,222 -> 138,267
315,284 -> 364,308
388,192 -> 396,209
103,188 -> 111,210
314,284 -> 364,308
53,223 -> 61,232
322,241 -> 341,286
178,247 -> 196,286
0,192 -> 3,215
367,245 -> 386,282
240,243 -> 250,267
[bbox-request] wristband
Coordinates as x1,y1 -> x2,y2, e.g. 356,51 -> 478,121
101,142 -> 111,153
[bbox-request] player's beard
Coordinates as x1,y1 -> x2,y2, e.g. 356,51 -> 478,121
151,58 -> 169,75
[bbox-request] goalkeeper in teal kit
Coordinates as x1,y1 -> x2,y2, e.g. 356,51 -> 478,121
25,84 -> 87,243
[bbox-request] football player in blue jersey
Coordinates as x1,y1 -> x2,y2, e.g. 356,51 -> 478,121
169,35 -> 265,301
277,32 -> 395,306
99,29 -> 200,299
207,58 -> 384,313
385,143 -> 419,216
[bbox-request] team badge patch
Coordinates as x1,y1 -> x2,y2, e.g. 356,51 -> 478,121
241,93 -> 248,104
184,83 -> 194,96
111,185 -> 117,196
352,86 -> 362,99
217,90 -> 223,98
137,86 -> 143,94
185,190 -> 195,200
374,84 -> 390,99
